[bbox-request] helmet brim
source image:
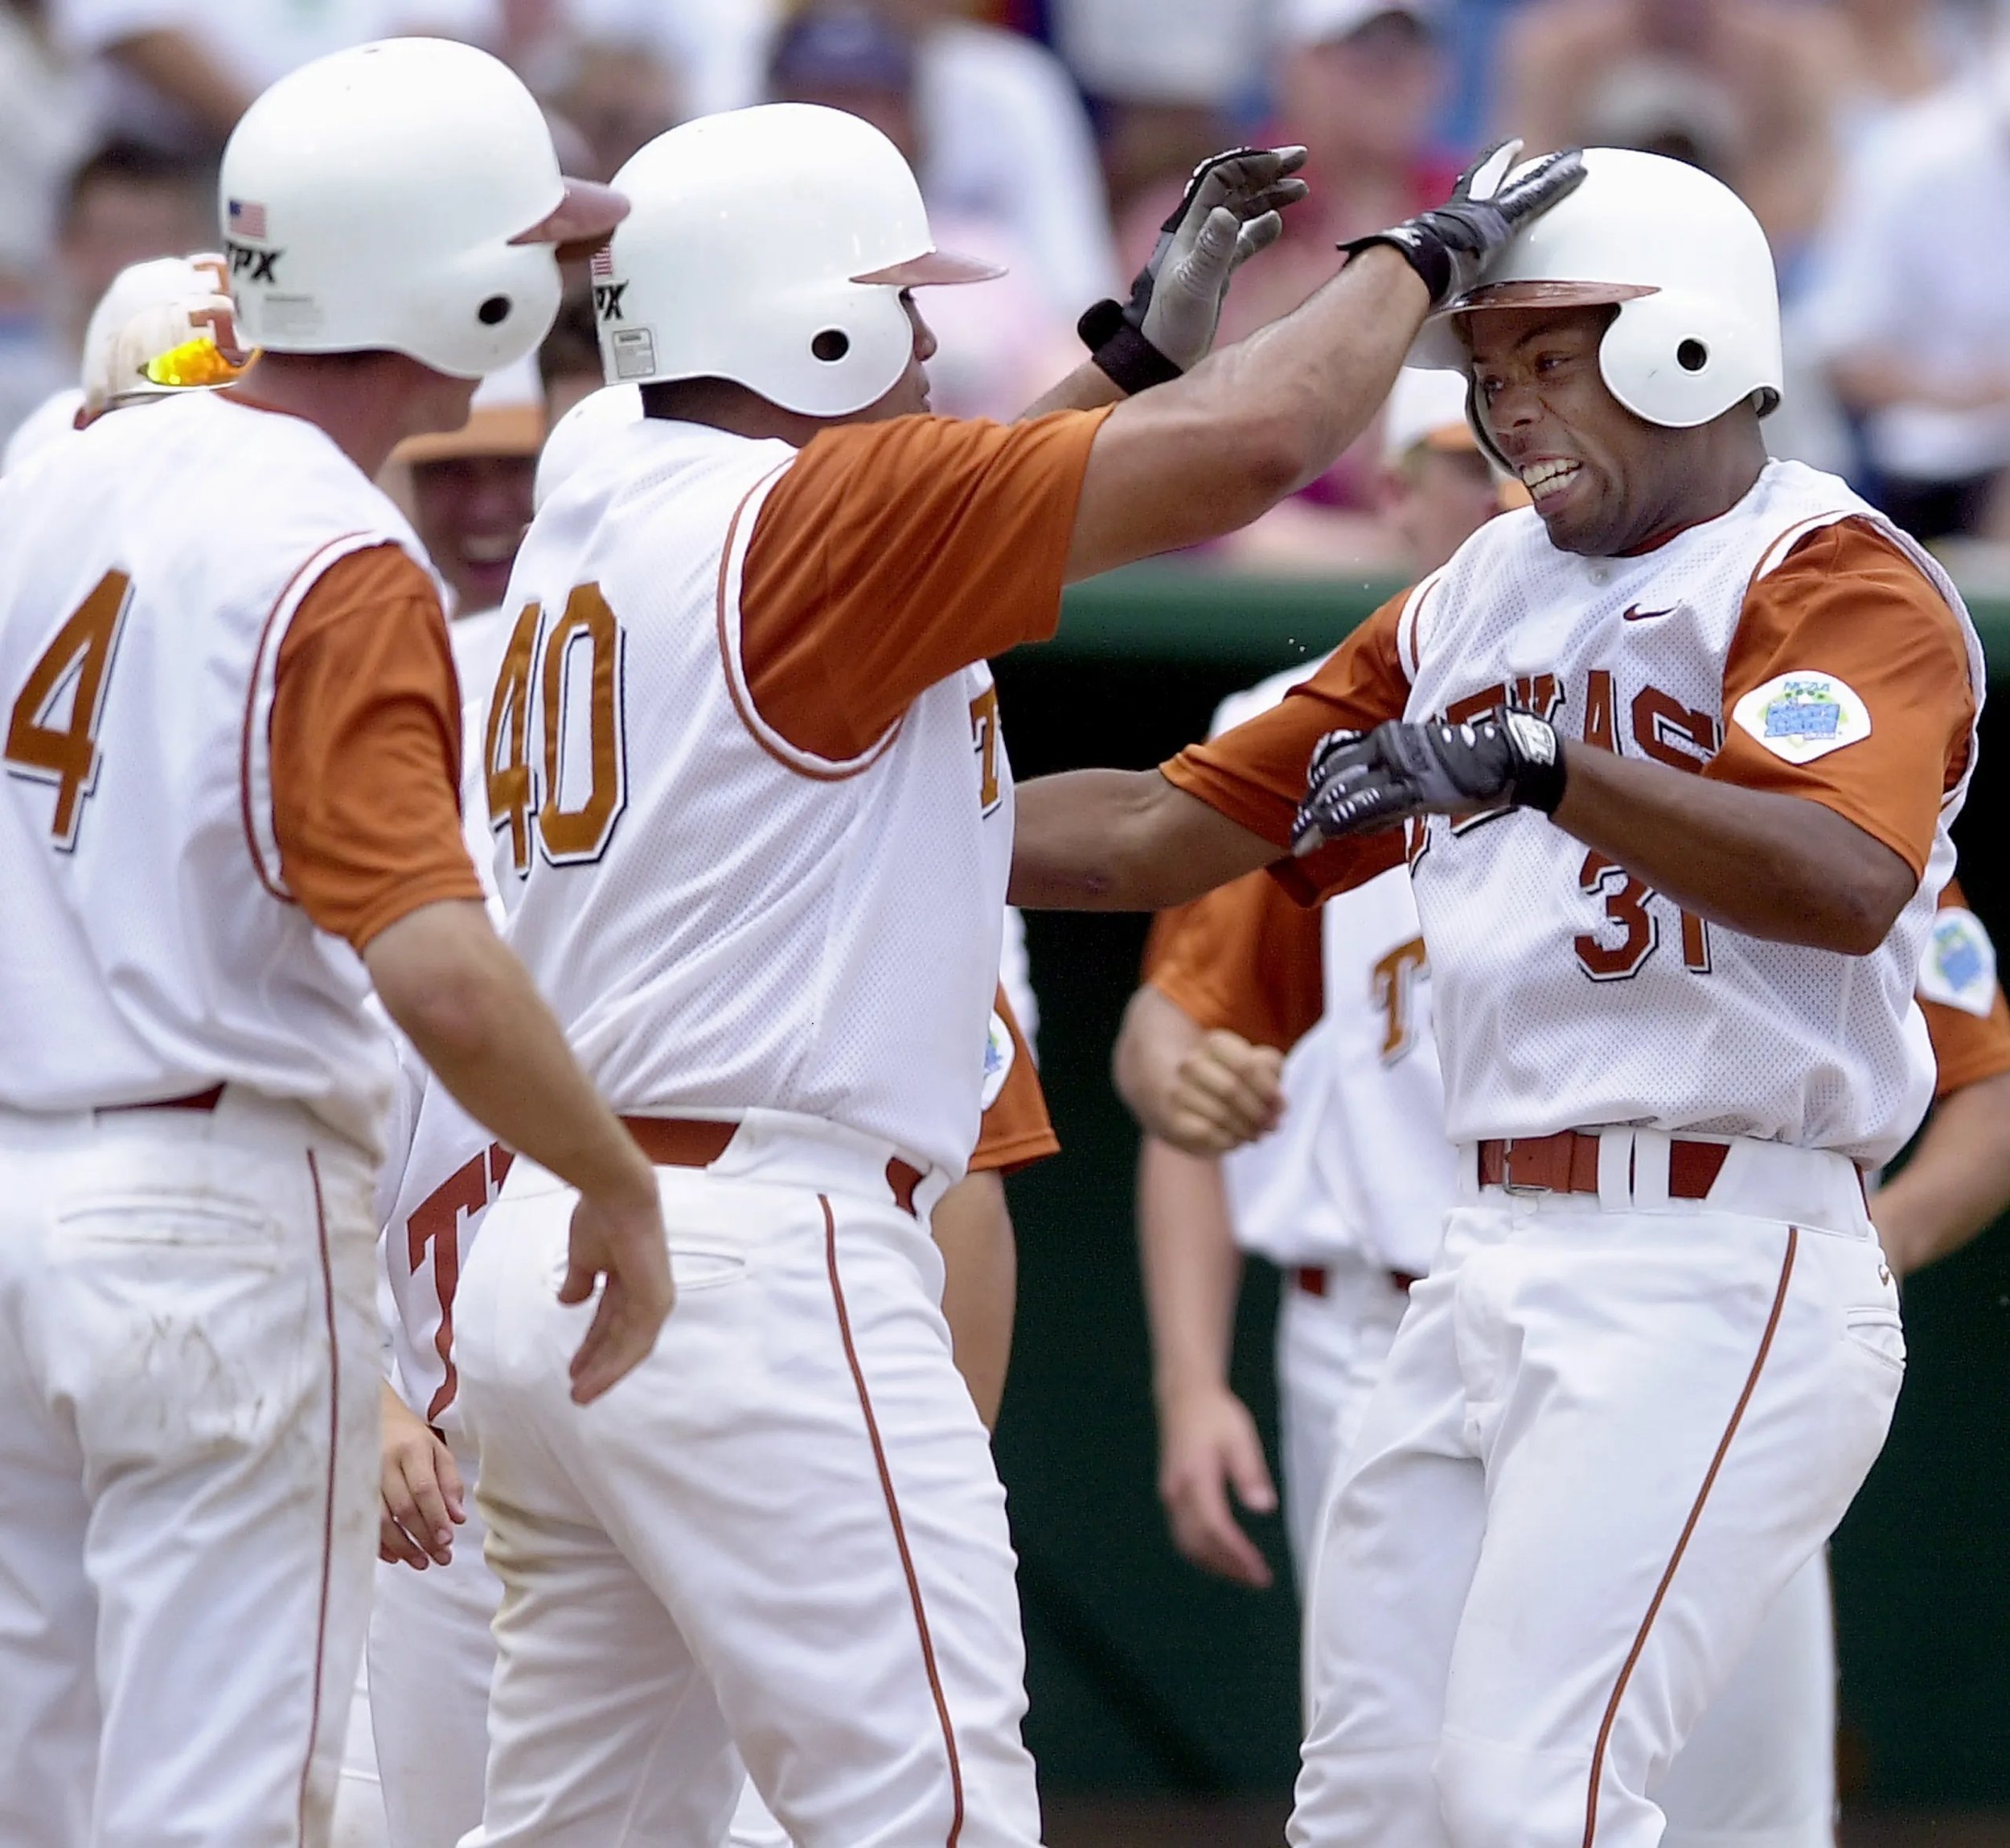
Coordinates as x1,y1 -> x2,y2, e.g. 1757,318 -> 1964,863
852,248 -> 1005,287
510,177 -> 631,263
1442,279 -> 1659,316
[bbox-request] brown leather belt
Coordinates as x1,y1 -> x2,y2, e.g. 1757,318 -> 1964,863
1293,1265 -> 1421,1299
1475,1130 -> 1728,1201
96,1084 -> 226,1117
618,1116 -> 924,1219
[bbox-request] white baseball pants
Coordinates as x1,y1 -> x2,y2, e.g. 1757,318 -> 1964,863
1275,1261 -> 1412,1593
0,1091 -> 380,1848
1290,1136 -> 1901,1848
334,1449 -> 798,1848
453,1123 -> 1042,1848
1278,1255 -> 1839,1844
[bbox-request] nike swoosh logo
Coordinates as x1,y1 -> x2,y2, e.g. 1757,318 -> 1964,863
1622,604 -> 1676,622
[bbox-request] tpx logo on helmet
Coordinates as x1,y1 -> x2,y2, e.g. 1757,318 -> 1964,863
593,281 -> 626,322
227,240 -> 281,285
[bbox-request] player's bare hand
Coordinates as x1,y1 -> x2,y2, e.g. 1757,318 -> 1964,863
379,1382 -> 465,1570
561,1182 -> 675,1404
1158,1383 -> 1278,1587
1162,1030 -> 1286,1156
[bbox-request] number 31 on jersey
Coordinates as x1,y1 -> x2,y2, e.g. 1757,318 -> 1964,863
486,585 -> 628,875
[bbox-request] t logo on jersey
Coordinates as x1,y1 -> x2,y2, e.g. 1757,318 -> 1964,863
407,1141 -> 515,1423
1371,936 -> 1429,1064
969,684 -> 1003,815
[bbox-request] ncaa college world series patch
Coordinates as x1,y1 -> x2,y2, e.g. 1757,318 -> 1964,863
1729,670 -> 1871,764
1919,907 -> 1999,1019
981,1010 -> 1015,1110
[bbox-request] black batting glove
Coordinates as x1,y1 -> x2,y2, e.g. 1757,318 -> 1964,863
1290,709 -> 1567,853
1080,145 -> 1310,392
1339,140 -> 1588,310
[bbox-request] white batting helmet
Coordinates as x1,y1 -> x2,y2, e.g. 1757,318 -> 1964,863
1413,147 -> 1782,452
219,38 -> 626,379
80,253 -> 252,415
595,104 -> 1002,417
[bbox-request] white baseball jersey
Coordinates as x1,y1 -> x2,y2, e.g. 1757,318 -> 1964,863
1393,460 -> 1980,1163
1192,667 -> 1454,1279
448,602 -> 509,720
492,417 -> 1012,1179
0,391 -> 432,1146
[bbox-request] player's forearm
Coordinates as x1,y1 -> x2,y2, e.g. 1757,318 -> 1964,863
1019,361 -> 1124,421
933,1172 -> 1017,1431
366,901 -> 656,1209
1138,1136 -> 1245,1406
1550,749 -> 1914,954
1200,245 -> 1431,493
1063,250 -> 1430,580
1009,771 -> 1276,911
1872,1070 -> 2010,1276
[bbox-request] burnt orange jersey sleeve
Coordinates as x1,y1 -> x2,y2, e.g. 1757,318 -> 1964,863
1709,518 -> 1976,880
736,408 -> 1114,762
270,544 -> 482,951
1142,870 -> 1326,1053
969,984 -> 1058,1176
1161,591 -> 1415,903
1919,877 -> 2010,1097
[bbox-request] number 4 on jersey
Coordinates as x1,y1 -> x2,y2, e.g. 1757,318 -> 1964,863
4,570 -> 134,849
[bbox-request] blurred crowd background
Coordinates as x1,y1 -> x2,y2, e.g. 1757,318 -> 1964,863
6,0 -> 2010,573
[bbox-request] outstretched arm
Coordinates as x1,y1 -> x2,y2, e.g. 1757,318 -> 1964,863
1008,771 -> 1280,910
1061,148 -> 1587,581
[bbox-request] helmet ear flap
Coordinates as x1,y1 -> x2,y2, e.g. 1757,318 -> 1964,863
1595,292 -> 1782,432
743,280 -> 913,417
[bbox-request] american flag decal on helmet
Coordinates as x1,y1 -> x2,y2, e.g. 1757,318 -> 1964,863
590,244 -> 616,279
228,199 -> 268,239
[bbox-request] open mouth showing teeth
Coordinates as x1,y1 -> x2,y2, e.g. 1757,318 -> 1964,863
1520,458 -> 1581,500
461,536 -> 517,565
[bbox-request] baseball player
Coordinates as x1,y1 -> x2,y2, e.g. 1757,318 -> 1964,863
0,40 -> 669,1848
1131,803 -> 2010,1848
1011,147 -> 1982,1846
344,368 -> 1056,1848
442,98 -> 1579,1848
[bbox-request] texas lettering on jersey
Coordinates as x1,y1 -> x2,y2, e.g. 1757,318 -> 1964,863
1410,663 -> 1718,983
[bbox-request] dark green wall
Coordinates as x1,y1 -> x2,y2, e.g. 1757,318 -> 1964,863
989,577 -> 2010,1801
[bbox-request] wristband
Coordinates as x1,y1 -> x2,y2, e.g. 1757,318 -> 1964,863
1506,720 -> 1567,815
1339,228 -> 1453,310
1077,299 -> 1183,396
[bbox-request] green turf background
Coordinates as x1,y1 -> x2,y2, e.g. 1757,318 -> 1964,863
987,569 -> 2010,1801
